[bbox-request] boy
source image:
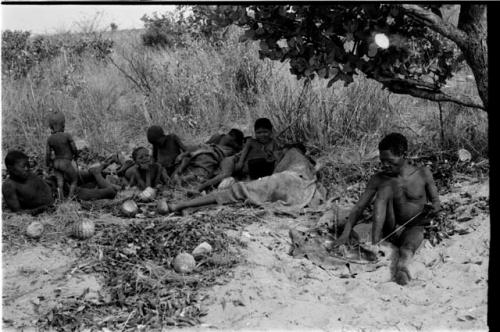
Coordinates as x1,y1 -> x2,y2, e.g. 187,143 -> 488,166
3,150 -> 55,215
46,111 -> 78,199
127,147 -> 169,190
146,126 -> 187,176
331,133 -> 440,285
235,118 -> 283,179
2,150 -> 117,214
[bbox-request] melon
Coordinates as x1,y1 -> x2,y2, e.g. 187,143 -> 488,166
218,177 -> 236,190
26,221 -> 44,239
138,187 -> 156,202
121,200 -> 139,217
71,219 -> 95,240
172,252 -> 196,274
157,198 -> 170,215
192,242 -> 213,259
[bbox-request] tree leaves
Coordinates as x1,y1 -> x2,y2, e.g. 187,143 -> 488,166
204,4 -> 465,98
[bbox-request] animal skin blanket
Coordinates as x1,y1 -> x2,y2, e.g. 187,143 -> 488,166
211,148 -> 325,214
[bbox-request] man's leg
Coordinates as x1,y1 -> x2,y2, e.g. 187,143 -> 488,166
169,194 -> 218,212
372,184 -> 395,244
394,225 -> 425,285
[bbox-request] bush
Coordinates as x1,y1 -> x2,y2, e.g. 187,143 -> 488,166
1,30 -> 113,79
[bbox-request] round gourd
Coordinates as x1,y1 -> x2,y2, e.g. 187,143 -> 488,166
71,219 -> 95,240
121,200 -> 138,217
157,198 -> 170,215
26,221 -> 44,239
192,242 -> 213,260
138,187 -> 156,202
172,253 -> 196,274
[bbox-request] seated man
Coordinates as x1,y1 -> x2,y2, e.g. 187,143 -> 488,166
163,144 -> 324,215
3,150 -> 117,214
330,133 -> 440,285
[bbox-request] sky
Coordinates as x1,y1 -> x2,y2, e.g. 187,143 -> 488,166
1,4 -> 176,34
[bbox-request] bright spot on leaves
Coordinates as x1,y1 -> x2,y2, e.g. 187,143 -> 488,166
374,33 -> 389,49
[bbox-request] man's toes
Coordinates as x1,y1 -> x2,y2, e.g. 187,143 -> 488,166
395,269 -> 411,285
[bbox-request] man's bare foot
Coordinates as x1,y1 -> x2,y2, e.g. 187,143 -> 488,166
394,266 -> 411,285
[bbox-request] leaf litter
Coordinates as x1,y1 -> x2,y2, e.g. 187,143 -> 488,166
37,209 -> 259,331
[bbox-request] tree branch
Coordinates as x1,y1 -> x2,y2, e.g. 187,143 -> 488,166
377,77 -> 438,90
383,82 -> 485,110
401,4 -> 468,48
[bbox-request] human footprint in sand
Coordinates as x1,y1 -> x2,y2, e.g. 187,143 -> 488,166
331,133 -> 441,285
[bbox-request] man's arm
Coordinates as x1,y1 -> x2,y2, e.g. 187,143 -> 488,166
423,167 -> 441,214
236,141 -> 251,170
173,134 -> 188,152
333,176 -> 379,246
206,134 -> 222,145
197,156 -> 235,192
2,181 -> 21,212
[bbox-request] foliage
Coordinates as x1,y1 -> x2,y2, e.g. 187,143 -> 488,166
38,210 -> 257,330
2,30 -> 61,78
196,5 -> 485,109
141,6 -> 230,49
1,30 -> 113,79
141,12 -> 187,48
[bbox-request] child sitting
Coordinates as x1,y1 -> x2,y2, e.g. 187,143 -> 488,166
235,118 -> 283,180
127,147 -> 169,190
45,111 -> 78,199
146,126 -> 187,176
3,150 -> 55,214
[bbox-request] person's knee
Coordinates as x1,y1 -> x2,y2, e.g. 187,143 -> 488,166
400,227 -> 424,254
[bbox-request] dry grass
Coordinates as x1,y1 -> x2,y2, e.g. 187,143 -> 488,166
2,27 -> 487,165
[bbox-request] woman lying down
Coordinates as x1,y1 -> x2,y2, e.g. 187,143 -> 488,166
160,145 -> 326,215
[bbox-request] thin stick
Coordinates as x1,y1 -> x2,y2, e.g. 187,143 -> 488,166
438,102 -> 445,145
374,210 -> 424,246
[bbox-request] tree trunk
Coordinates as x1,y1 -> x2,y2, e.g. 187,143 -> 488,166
458,5 -> 488,110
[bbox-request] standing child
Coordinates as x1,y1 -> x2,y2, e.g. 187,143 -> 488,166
147,126 -> 187,176
46,111 -> 78,200
235,118 -> 283,179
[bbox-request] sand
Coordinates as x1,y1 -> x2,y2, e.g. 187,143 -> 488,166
2,180 -> 489,331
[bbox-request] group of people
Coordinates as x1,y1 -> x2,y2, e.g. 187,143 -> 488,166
2,111 -> 441,285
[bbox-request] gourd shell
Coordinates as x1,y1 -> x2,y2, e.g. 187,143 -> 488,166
192,242 -> 213,259
121,200 -> 138,217
157,198 -> 170,215
138,187 -> 156,202
26,221 -> 44,239
72,219 -> 95,239
172,252 -> 196,274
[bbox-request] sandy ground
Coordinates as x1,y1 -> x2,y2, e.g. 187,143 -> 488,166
2,180 -> 489,331
198,180 -> 489,331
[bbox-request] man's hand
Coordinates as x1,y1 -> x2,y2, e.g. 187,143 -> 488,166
330,235 -> 349,248
361,242 -> 391,257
